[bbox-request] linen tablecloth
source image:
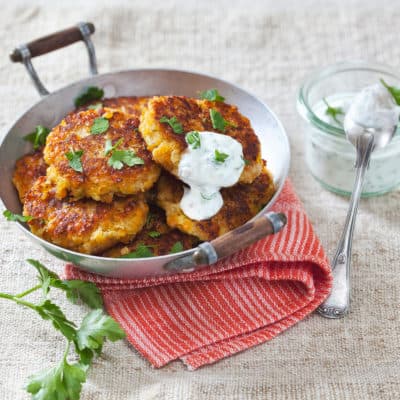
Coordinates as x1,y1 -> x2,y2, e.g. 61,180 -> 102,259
0,1 -> 399,399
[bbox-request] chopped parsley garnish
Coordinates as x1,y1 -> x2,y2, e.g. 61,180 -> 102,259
148,231 -> 161,238
323,98 -> 344,125
120,244 -> 154,258
159,116 -> 183,134
90,117 -> 109,134
242,156 -> 250,165
104,138 -> 123,156
23,125 -> 50,150
380,79 -> 400,105
199,88 -> 225,102
87,102 -> 103,111
200,192 -> 216,200
104,138 -> 144,169
170,241 -> 184,254
214,149 -> 229,163
145,212 -> 154,228
65,149 -> 83,173
74,86 -> 104,107
210,109 -> 232,132
108,149 -> 144,170
3,210 -> 33,222
185,131 -> 201,149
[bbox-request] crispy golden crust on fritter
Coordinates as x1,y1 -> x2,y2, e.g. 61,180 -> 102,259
77,96 -> 150,117
23,177 -> 149,254
12,150 -> 47,202
102,206 -> 199,257
139,96 -> 263,183
44,107 -> 160,202
157,166 -> 275,241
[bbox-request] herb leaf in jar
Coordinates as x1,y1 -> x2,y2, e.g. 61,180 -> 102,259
323,98 -> 344,125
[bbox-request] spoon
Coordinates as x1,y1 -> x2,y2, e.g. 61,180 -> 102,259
318,103 -> 397,319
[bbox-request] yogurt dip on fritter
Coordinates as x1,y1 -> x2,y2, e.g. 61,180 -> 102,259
178,131 -> 245,220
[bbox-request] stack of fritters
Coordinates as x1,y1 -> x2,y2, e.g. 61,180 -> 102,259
13,94 -> 275,256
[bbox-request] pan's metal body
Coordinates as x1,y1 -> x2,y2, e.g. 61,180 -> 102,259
0,26 -> 290,278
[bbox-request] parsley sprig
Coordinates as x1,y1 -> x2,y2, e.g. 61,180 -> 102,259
90,117 -> 109,135
185,131 -> 201,149
380,79 -> 400,105
3,209 -> 33,222
210,109 -> 236,132
159,116 -> 184,134
0,259 -> 125,400
214,149 -> 229,163
74,86 -> 104,107
24,125 -> 51,150
323,98 -> 344,125
104,139 -> 144,170
66,149 -> 84,173
120,244 -> 154,258
170,241 -> 184,254
199,88 -> 225,102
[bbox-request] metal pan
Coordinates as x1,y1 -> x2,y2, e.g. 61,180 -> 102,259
0,23 -> 290,278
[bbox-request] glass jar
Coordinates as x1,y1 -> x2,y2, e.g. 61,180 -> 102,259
297,61 -> 400,197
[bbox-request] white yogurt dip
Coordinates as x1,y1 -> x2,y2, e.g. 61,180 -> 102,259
178,131 -> 245,220
346,83 -> 400,132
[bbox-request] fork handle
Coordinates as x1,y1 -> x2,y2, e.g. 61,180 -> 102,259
318,134 -> 374,318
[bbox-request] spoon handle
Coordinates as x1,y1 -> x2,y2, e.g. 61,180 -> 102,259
318,134 -> 374,318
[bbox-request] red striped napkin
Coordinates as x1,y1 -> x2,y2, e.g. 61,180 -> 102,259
64,180 -> 332,370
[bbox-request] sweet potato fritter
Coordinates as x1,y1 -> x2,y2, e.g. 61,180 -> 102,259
102,206 -> 199,257
23,177 -> 149,254
77,96 -> 150,117
156,166 -> 275,241
139,96 -> 263,184
44,105 -> 160,202
12,150 -> 47,202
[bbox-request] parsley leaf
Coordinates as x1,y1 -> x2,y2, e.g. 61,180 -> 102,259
170,241 -> 184,254
36,300 -> 77,340
23,125 -> 51,150
323,98 -> 344,125
159,116 -> 183,134
90,117 -> 109,135
145,212 -> 154,228
185,131 -> 201,149
214,149 -> 229,163
3,210 -> 33,222
60,280 -> 103,310
210,109 -> 230,132
199,88 -> 225,102
120,244 -> 154,258
380,79 -> 400,105
242,156 -> 250,165
74,86 -> 104,107
65,149 -> 83,173
27,259 -> 58,296
26,352 -> 86,400
104,138 -> 123,156
108,149 -> 144,170
148,231 -> 161,238
87,102 -> 103,111
75,309 -> 126,354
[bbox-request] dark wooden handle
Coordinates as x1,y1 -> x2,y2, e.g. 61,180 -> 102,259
210,213 -> 286,259
10,23 -> 95,62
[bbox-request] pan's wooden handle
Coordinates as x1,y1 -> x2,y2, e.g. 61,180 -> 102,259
210,212 -> 287,259
10,23 -> 95,62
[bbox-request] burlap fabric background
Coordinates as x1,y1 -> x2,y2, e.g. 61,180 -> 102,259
0,1 -> 399,399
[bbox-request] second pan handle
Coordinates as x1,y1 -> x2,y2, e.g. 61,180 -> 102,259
9,22 -> 97,96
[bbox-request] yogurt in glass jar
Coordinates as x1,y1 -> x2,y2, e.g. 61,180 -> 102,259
297,61 -> 400,197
